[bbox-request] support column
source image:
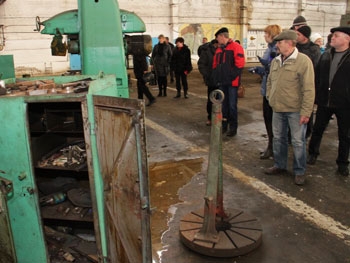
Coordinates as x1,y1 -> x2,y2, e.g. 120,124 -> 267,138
240,0 -> 248,49
170,0 -> 179,41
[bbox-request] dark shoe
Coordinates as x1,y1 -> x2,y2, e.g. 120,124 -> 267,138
174,93 -> 181,98
260,148 -> 273,159
163,88 -> 167,97
264,166 -> 286,175
206,120 -> 211,126
337,166 -> 349,176
307,154 -> 317,165
146,99 -> 156,106
163,93 -> 167,97
226,129 -> 237,137
294,174 -> 306,185
222,124 -> 227,134
157,93 -> 162,97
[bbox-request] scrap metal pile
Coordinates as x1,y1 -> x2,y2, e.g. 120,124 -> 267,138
38,141 -> 87,171
0,78 -> 91,96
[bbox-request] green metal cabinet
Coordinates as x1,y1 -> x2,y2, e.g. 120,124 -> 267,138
0,74 -> 152,263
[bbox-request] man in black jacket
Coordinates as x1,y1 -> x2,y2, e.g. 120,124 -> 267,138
171,37 -> 192,99
198,39 -> 218,125
133,54 -> 156,106
307,26 -> 350,176
296,25 -> 321,139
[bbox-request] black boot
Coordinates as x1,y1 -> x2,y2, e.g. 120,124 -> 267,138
163,87 -> 167,97
260,145 -> 273,159
174,91 -> 181,98
184,91 -> 188,99
157,87 -> 162,97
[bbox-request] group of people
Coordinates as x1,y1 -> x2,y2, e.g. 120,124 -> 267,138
151,34 -> 193,99
134,18 -> 350,186
250,16 -> 350,185
133,34 -> 192,105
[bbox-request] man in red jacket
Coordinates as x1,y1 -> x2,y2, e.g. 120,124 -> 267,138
212,27 -> 245,137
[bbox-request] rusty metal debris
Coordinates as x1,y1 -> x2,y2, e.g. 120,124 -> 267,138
38,141 -> 87,170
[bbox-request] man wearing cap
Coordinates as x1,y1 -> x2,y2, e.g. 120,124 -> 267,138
265,30 -> 315,185
212,27 -> 245,137
307,26 -> 350,176
296,25 -> 321,139
296,26 -> 321,68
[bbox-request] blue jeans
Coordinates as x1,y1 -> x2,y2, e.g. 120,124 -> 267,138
272,112 -> 307,175
220,85 -> 238,131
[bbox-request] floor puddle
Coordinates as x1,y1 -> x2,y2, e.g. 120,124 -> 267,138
149,158 -> 204,262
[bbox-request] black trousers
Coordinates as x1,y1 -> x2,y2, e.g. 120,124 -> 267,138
262,96 -> 273,149
157,76 -> 167,95
207,85 -> 216,120
137,78 -> 155,101
175,72 -> 188,94
308,106 -> 350,168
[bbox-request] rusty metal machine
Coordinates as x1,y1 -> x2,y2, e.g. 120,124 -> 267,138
0,1 -> 152,263
179,90 -> 263,257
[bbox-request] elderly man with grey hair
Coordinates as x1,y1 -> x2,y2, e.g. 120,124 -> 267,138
265,30 -> 315,186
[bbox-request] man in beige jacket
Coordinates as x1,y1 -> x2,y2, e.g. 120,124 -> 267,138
265,30 -> 315,186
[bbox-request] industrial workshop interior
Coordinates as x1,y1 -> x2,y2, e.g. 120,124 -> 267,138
0,0 -> 349,263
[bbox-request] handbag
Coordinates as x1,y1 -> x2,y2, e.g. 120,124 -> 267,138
237,84 -> 245,98
142,71 -> 155,83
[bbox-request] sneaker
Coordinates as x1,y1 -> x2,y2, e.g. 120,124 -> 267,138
307,154 -> 317,165
264,166 -> 287,175
294,174 -> 306,185
184,94 -> 189,99
337,166 -> 349,176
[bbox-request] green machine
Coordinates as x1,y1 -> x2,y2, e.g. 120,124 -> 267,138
0,0 -> 152,262
35,3 -> 152,95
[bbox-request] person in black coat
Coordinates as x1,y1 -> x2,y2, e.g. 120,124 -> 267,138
198,39 -> 218,125
307,26 -> 350,176
133,54 -> 156,106
151,34 -> 172,97
165,37 -> 175,83
171,37 -> 192,99
296,25 -> 321,139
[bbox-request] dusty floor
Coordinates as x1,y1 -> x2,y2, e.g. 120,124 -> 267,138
129,67 -> 350,263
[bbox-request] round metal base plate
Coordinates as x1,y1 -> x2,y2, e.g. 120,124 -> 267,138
179,208 -> 262,257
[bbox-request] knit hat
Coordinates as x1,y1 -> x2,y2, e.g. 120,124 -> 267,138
293,16 -> 307,27
297,26 -> 311,39
310,33 -> 322,43
215,27 -> 229,37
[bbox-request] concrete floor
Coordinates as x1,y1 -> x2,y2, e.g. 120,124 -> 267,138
130,68 -> 350,263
